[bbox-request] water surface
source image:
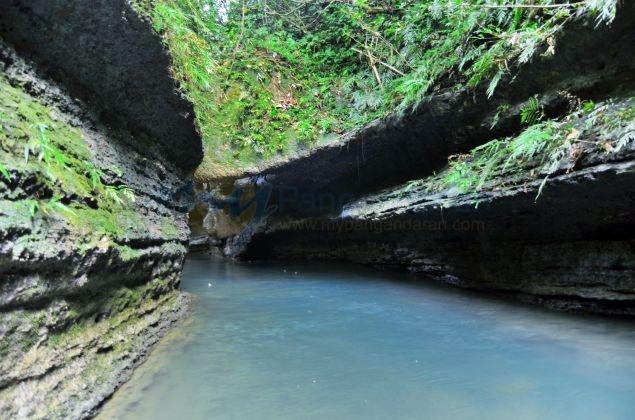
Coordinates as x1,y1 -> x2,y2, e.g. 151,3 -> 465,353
99,256 -> 635,419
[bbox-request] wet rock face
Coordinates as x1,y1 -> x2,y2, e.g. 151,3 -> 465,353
0,41 -> 192,419
242,140 -> 635,315
0,0 -> 202,174
0,2 -> 202,416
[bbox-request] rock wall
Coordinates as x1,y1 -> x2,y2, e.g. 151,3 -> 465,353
0,1 -> 201,418
0,0 -> 202,174
240,96 -> 635,315
237,2 -> 635,201
233,4 -> 635,315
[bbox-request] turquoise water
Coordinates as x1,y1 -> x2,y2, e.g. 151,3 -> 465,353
99,256 -> 635,420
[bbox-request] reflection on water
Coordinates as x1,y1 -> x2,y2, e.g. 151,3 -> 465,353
99,255 -> 635,420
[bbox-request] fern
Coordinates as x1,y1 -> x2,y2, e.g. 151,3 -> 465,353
472,139 -> 506,188
536,141 -> 567,200
518,34 -> 538,64
429,97 -> 634,203
27,197 -> 77,218
148,0 -> 609,169
29,201 -> 39,218
45,196 -> 77,216
614,131 -> 635,154
585,0 -> 618,26
490,103 -> 511,129
84,162 -> 107,191
432,122 -> 556,197
404,179 -> 421,192
24,123 -> 69,169
486,70 -> 504,99
520,97 -> 544,126
105,185 -> 136,206
505,124 -> 553,167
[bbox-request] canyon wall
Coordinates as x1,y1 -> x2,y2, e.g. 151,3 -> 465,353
232,3 -> 635,315
0,1 -> 201,417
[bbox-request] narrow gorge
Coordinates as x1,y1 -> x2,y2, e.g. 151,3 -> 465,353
0,1 -> 634,419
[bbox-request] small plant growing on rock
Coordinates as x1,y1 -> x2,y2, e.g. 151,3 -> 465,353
24,123 -> 70,174
105,185 -> 136,206
84,162 -> 135,206
0,161 -> 10,181
28,196 -> 77,218
428,97 -> 634,203
520,97 -> 544,126
582,100 -> 595,113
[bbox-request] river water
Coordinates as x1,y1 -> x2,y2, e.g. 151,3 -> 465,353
98,255 -> 635,419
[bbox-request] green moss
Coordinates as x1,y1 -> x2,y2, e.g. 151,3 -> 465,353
159,220 -> 180,239
45,282 -> 178,350
110,287 -> 143,313
0,199 -> 34,230
117,245 -> 145,263
66,207 -> 150,245
0,76 -> 91,195
0,310 -> 48,356
1,81 -> 90,158
0,75 -> 140,235
160,241 -> 186,256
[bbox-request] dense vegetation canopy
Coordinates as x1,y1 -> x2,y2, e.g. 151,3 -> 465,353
137,0 -> 618,178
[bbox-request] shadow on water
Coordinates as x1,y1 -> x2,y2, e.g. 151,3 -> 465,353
98,254 -> 635,420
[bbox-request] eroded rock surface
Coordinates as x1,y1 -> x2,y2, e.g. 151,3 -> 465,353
238,3 -> 634,201
0,0 -> 202,174
233,3 -> 635,315
0,2 -> 201,417
240,96 -> 635,314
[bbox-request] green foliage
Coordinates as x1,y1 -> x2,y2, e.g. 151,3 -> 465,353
150,0 -> 352,175
490,103 -> 511,129
613,104 -> 635,153
28,200 -> 38,218
23,123 -> 70,171
428,96 -> 634,201
105,185 -> 136,207
83,162 -> 135,206
404,179 -> 422,192
0,74 -> 136,220
149,0 -> 616,176
520,97 -> 544,126
432,113 -> 559,197
507,123 -> 554,164
27,197 -> 77,218
440,160 -> 481,194
432,121 -> 558,198
44,196 -> 77,216
84,162 -> 106,191
0,161 -> 10,181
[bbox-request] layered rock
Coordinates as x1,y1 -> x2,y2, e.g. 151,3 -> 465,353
232,4 -> 635,315
0,1 -> 201,417
240,96 -> 635,314
0,0 -> 202,173
236,2 -> 635,200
